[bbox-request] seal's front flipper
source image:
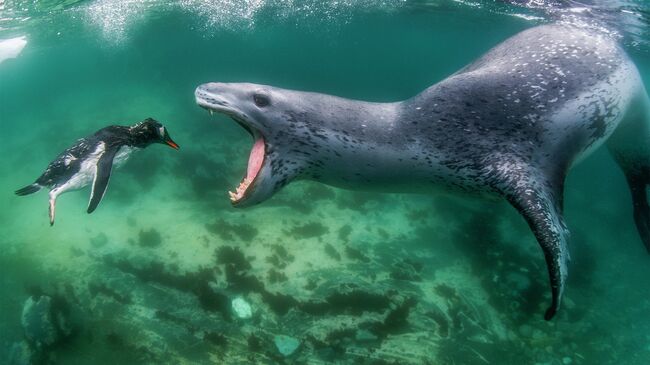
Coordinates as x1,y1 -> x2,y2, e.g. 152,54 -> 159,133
87,147 -> 118,214
607,93 -> 650,253
506,185 -> 570,320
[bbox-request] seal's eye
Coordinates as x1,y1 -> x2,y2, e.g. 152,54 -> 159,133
253,93 -> 270,107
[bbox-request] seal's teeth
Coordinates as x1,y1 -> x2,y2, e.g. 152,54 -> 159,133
229,177 -> 254,203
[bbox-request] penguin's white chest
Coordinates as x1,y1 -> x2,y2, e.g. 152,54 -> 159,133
113,146 -> 138,168
60,143 -> 107,193
54,144 -> 136,195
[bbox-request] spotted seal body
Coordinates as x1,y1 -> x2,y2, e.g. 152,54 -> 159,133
195,24 -> 650,320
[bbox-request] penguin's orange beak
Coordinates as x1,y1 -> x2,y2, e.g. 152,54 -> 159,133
165,139 -> 180,150
162,128 -> 179,150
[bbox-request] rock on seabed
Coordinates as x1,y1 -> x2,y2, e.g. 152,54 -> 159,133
274,335 -> 300,357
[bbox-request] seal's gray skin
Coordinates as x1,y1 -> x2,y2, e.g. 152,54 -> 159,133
195,24 -> 650,320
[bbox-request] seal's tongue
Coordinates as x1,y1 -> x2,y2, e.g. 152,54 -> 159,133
247,137 -> 265,180
230,136 -> 265,203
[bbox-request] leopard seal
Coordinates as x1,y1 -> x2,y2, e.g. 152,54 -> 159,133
195,24 -> 650,320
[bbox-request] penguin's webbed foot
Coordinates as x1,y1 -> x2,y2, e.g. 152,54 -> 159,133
48,198 -> 56,226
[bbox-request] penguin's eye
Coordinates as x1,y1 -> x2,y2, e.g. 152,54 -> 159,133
158,126 -> 165,137
253,93 -> 270,108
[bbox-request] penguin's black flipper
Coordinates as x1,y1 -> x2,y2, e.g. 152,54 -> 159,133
87,147 -> 118,214
15,183 -> 42,196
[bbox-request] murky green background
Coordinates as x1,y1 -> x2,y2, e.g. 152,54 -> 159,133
2,1 -> 650,364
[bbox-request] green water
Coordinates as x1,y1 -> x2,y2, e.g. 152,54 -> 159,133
2,1 -> 650,364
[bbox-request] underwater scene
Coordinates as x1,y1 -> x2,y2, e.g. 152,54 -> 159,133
2,0 -> 650,364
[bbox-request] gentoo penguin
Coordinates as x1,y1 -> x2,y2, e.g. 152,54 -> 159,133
15,118 -> 179,225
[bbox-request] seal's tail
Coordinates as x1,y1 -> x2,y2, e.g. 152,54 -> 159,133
15,183 -> 41,196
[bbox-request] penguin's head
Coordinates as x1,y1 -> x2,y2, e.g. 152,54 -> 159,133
131,118 -> 179,150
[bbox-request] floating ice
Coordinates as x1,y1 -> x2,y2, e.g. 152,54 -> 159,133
231,296 -> 252,319
274,335 -> 300,357
0,36 -> 27,64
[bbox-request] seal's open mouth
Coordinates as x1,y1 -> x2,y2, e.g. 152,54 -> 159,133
231,131 -> 265,203
197,99 -> 266,205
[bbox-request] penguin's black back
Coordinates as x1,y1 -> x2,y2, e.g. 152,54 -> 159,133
36,125 -> 131,188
